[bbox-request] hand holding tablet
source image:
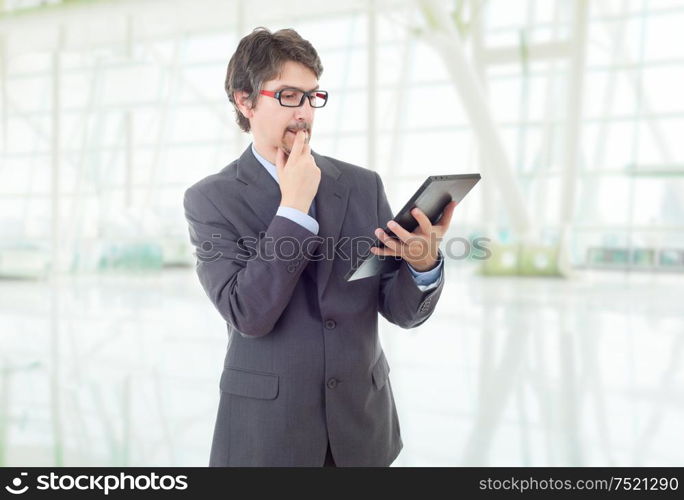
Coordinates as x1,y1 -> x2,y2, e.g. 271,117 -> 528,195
345,173 -> 481,281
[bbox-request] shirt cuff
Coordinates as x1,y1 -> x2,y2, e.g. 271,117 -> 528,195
276,206 -> 319,235
406,254 -> 444,292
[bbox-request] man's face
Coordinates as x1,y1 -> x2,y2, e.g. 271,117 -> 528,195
238,60 -> 319,159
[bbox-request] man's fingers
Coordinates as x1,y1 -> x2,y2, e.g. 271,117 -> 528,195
375,228 -> 400,251
437,201 -> 458,229
300,130 -> 311,156
410,207 -> 432,234
290,129 -> 307,158
385,220 -> 412,243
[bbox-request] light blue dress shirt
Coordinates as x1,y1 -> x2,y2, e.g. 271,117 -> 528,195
250,143 -> 442,291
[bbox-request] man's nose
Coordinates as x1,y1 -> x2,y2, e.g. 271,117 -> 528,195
293,98 -> 314,120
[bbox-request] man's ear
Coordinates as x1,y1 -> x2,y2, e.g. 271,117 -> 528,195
233,91 -> 254,119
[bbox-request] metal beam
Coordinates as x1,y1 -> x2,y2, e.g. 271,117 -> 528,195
0,0 -> 369,55
417,0 -> 533,239
482,40 -> 571,65
0,31 -> 6,154
140,34 -> 183,215
471,0 -> 496,240
385,10 -> 414,179
233,0 -> 246,152
367,0 -> 377,173
557,0 -> 589,274
125,15 -> 133,208
49,24 -> 65,467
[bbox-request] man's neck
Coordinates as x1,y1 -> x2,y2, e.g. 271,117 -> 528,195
252,141 -> 278,166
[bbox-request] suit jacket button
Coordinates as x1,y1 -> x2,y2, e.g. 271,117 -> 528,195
326,378 -> 338,389
325,319 -> 336,329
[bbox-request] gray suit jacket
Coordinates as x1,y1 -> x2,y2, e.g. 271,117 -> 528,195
183,145 -> 445,466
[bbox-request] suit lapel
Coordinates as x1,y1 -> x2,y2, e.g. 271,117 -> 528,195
235,145 -> 350,299
311,151 -> 350,300
235,145 -> 282,229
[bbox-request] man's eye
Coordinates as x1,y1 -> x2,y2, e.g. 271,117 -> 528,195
282,92 -> 297,99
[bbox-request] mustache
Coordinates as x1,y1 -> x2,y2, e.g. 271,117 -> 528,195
285,122 -> 311,134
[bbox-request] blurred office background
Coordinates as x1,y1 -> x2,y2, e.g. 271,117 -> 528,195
1,0 -> 683,466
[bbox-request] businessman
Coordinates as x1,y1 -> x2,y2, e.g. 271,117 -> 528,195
183,27 -> 457,467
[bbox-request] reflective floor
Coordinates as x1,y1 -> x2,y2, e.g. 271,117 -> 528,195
1,264 -> 682,466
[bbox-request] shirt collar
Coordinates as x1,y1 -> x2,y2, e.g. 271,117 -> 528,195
250,143 -> 279,184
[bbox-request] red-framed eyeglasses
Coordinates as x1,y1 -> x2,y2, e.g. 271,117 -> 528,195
259,87 -> 329,108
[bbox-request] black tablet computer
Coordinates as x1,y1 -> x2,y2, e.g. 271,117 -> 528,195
344,173 -> 481,281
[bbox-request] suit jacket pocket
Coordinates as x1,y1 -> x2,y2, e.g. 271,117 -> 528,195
220,367 -> 279,400
371,351 -> 390,390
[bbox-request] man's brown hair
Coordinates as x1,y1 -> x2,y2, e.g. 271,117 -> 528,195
225,27 -> 324,132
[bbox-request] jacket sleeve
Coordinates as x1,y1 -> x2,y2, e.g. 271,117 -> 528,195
183,186 -> 322,338
374,172 -> 445,329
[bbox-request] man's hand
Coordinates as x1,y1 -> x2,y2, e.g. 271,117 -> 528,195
276,129 -> 321,214
370,202 -> 458,272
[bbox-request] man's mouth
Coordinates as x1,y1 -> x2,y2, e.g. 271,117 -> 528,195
285,128 -> 310,143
